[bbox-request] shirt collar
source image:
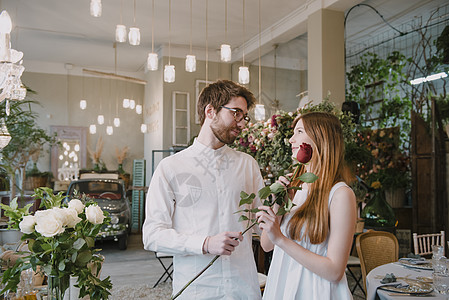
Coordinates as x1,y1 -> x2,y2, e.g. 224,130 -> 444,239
192,138 -> 229,156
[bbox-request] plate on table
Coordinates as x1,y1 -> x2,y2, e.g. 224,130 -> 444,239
379,282 -> 434,295
398,258 -> 433,270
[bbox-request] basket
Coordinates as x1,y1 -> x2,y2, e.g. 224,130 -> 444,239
23,176 -> 48,191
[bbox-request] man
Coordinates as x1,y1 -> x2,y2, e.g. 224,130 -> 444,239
143,80 -> 264,299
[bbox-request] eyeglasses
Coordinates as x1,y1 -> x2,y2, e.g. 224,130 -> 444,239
220,106 -> 251,124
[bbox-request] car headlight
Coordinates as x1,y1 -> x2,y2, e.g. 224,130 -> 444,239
110,215 -> 119,224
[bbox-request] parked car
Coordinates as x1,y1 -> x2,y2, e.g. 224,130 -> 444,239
66,178 -> 131,250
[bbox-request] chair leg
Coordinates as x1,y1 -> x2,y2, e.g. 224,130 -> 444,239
347,267 -> 365,296
153,257 -> 174,288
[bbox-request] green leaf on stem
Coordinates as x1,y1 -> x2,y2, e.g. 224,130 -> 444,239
238,215 -> 249,222
239,192 -> 255,206
299,172 -> 318,183
258,186 -> 271,199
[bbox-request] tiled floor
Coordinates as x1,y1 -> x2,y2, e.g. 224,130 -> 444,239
99,233 -> 366,299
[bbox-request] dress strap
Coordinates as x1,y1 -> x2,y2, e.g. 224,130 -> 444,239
328,182 -> 349,206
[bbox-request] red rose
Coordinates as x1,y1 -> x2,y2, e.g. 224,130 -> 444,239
296,142 -> 312,163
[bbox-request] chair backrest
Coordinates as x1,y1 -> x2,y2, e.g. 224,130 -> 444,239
413,231 -> 445,256
356,230 -> 399,291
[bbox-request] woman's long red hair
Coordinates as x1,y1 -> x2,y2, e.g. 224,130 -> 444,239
288,112 -> 354,244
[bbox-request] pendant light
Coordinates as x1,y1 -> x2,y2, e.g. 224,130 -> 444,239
255,0 -> 265,121
185,0 -> 196,72
106,79 -> 113,135
113,44 -> 121,127
129,99 -> 136,109
140,124 -> 147,133
106,126 -> 113,135
164,0 -> 175,83
136,104 -> 142,114
115,0 -> 126,43
128,0 -> 140,46
147,0 -> 158,71
239,0 -> 249,84
220,0 -> 231,62
80,74 -> 87,110
90,0 -> 102,17
89,124 -> 96,134
0,119 -> 11,149
97,78 -> 104,125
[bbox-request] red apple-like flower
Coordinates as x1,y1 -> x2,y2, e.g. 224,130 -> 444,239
296,142 -> 313,163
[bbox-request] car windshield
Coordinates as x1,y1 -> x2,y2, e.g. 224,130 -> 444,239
69,181 -> 123,200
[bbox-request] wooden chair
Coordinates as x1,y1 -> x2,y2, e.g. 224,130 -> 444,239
413,230 -> 445,256
356,231 -> 399,291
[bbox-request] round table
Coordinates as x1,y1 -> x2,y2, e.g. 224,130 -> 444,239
366,262 -> 446,300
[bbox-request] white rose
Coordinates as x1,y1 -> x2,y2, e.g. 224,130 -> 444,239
85,205 -> 105,225
34,210 -> 65,237
51,207 -> 68,227
19,215 -> 36,234
68,199 -> 85,214
63,208 -> 82,228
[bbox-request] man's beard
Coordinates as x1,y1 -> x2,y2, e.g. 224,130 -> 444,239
210,116 -> 240,145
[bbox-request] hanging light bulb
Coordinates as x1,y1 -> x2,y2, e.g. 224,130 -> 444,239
128,27 -> 140,46
116,25 -> 127,43
147,0 -> 158,71
136,104 -> 142,115
239,0 -> 250,84
114,117 -> 120,127
140,124 -> 147,133
220,0 -> 231,62
0,119 -> 11,149
80,100 -> 87,110
185,55 -> 196,72
89,124 -> 97,134
255,104 -> 266,121
147,53 -> 158,71
185,0 -> 196,73
164,65 -> 175,83
239,66 -> 249,84
97,115 -> 104,125
221,44 -> 231,62
106,125 -> 113,135
164,0 -> 175,83
129,99 -> 136,109
90,0 -> 102,17
123,98 -> 130,108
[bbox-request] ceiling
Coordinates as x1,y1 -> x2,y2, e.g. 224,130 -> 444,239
0,0 -> 446,75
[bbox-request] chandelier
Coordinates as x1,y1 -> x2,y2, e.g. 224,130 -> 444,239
0,11 -> 26,105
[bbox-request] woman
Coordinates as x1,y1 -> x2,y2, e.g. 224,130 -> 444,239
257,112 -> 356,299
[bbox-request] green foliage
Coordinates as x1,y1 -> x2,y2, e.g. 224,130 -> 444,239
0,188 -> 112,299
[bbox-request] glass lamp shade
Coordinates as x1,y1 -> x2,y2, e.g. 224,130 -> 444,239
106,126 -> 113,135
123,98 -> 130,108
220,44 -> 231,62
128,27 -> 140,46
89,124 -> 96,134
136,104 -> 142,115
90,0 -> 102,17
129,99 -> 136,109
140,124 -> 147,133
97,115 -> 104,125
0,11 -> 12,34
164,65 -> 175,83
361,189 -> 396,230
147,53 -> 158,71
80,100 -> 87,110
115,24 -> 127,43
0,119 -> 11,149
238,66 -> 250,84
113,117 -> 120,127
185,55 -> 196,72
254,104 -> 266,121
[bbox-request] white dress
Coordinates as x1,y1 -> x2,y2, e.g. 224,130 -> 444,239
262,182 -> 353,300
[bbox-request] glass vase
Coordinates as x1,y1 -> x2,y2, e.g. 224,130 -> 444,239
361,189 -> 396,231
47,274 -> 70,300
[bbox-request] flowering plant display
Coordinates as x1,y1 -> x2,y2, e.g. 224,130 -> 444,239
0,187 -> 113,300
171,143 -> 318,299
351,127 -> 410,190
